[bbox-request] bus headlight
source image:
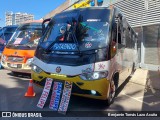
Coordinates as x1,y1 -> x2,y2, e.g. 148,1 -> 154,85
79,71 -> 108,80
32,65 -> 42,73
26,58 -> 33,66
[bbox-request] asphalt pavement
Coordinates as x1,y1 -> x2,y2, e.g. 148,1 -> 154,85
0,69 -> 160,120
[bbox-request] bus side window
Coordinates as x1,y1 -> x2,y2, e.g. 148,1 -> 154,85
118,32 -> 121,44
117,20 -> 122,45
125,27 -> 132,48
121,17 -> 127,46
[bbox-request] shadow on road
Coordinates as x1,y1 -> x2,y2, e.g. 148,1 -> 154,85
7,71 -> 31,79
115,76 -> 132,97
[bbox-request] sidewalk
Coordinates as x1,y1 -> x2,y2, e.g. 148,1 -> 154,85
130,68 -> 160,97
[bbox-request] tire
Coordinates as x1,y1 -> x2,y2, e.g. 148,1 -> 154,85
0,63 -> 3,69
105,73 -> 119,106
106,81 -> 116,106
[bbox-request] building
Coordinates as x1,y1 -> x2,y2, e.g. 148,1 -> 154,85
43,0 -> 70,19
113,0 -> 160,71
5,11 -> 34,26
5,11 -> 13,26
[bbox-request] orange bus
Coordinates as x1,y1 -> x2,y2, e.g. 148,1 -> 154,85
1,20 -> 43,74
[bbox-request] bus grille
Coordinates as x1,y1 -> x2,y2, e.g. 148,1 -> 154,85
7,63 -> 22,68
7,56 -> 24,62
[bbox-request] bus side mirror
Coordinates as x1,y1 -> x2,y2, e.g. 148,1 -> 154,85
42,18 -> 51,35
3,42 -> 7,46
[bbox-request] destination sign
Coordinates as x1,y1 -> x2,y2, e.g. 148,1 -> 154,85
53,43 -> 77,50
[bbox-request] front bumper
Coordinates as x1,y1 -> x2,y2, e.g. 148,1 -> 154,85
32,71 -> 110,100
1,60 -> 31,73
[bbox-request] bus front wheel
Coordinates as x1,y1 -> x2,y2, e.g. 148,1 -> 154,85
106,80 -> 116,106
105,73 -> 119,106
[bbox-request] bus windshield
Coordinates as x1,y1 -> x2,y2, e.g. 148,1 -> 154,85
41,8 -> 111,52
0,26 -> 17,43
0,28 -> 3,36
7,23 -> 42,48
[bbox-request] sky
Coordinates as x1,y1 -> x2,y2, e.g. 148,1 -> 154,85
0,0 -> 66,27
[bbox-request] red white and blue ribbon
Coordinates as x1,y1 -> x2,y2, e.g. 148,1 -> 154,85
58,81 -> 72,114
49,82 -> 62,111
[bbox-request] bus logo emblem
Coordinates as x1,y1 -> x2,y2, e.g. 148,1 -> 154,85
14,51 -> 17,55
56,66 -> 61,73
85,42 -> 92,48
13,57 -> 16,61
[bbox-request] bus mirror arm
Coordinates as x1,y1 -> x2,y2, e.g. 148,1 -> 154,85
42,18 -> 51,34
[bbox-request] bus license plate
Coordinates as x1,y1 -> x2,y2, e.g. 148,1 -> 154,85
10,64 -> 17,68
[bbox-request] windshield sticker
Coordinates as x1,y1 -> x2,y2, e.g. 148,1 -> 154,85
81,22 -> 99,31
87,19 -> 101,22
13,38 -> 23,45
53,43 -> 77,50
85,42 -> 92,48
103,22 -> 108,26
98,63 -> 105,70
